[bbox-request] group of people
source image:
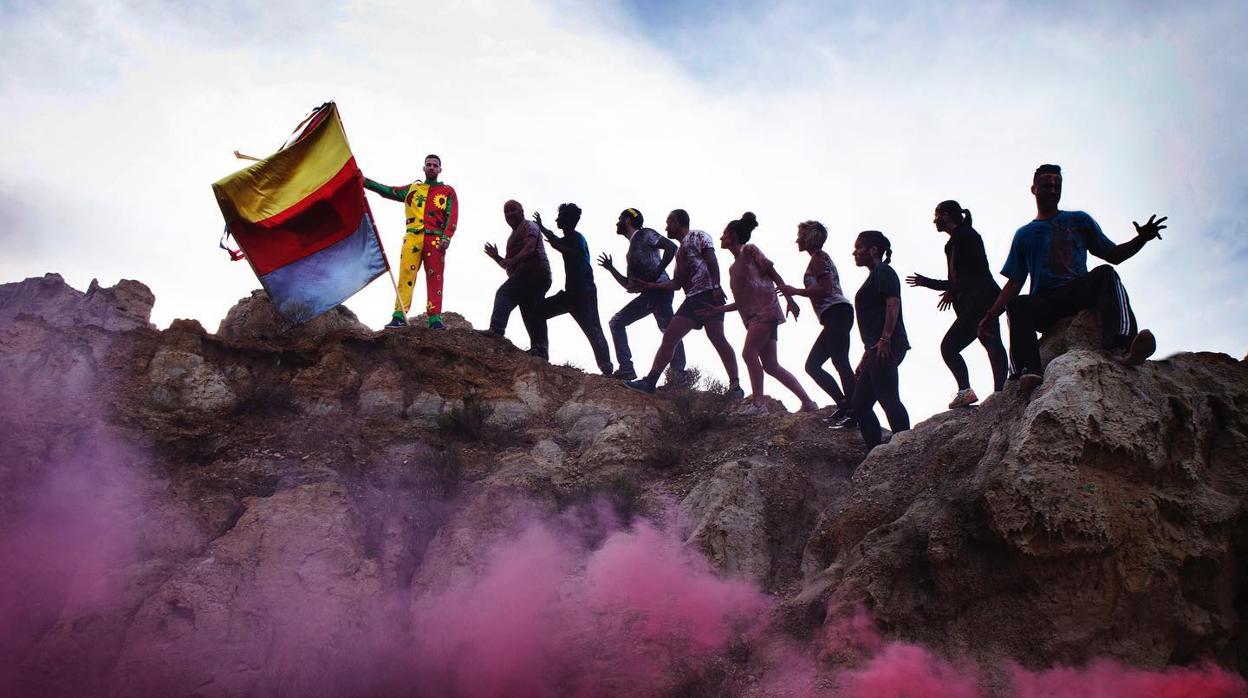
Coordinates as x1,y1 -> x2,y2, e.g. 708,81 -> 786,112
365,157 -> 1166,449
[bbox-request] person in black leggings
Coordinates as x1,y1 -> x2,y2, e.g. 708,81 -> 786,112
906,201 -> 1008,408
779,220 -> 856,426
851,230 -> 910,449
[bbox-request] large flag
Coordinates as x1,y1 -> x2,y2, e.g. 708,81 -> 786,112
212,102 -> 388,325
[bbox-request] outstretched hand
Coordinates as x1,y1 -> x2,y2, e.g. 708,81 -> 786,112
777,284 -> 801,296
484,242 -> 500,261
905,273 -> 931,288
1134,214 -> 1167,241
785,298 -> 801,319
937,291 -> 952,312
597,252 -> 614,270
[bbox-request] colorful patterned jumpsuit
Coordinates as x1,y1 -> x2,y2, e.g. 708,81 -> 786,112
364,177 -> 458,326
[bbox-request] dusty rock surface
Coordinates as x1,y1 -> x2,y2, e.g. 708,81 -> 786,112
2,276 -> 1246,696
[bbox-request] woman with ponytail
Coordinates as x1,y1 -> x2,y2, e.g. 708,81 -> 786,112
906,201 -> 1008,408
851,230 -> 910,449
779,220 -> 856,426
714,212 -> 819,416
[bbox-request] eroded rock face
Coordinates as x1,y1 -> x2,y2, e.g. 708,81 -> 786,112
3,279 -> 1247,696
806,345 -> 1248,668
0,273 -> 154,331
216,289 -> 369,342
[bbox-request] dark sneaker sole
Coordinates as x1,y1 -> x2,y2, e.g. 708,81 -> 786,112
1123,329 -> 1156,367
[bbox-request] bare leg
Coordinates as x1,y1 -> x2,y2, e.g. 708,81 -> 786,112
741,323 -> 770,405
703,320 -> 740,386
761,338 -> 817,408
643,315 -> 697,382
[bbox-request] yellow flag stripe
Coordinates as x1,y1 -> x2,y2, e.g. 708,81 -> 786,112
213,106 -> 352,223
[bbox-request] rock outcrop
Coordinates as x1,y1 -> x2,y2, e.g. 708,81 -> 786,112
1,273 -> 1246,696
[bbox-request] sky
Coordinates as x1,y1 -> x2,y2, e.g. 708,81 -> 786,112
1,0 -> 1245,421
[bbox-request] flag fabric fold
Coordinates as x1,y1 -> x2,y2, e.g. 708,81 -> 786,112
212,102 -> 388,325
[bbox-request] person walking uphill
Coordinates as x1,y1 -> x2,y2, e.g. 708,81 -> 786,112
851,231 -> 911,449
978,164 -> 1165,395
713,212 -> 818,416
483,200 -> 552,358
625,209 -> 743,398
598,208 -> 684,381
779,220 -> 856,427
533,204 -> 613,376
364,154 -> 457,329
906,201 -> 1008,409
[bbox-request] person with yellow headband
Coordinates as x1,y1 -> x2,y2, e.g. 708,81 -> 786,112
364,154 -> 458,329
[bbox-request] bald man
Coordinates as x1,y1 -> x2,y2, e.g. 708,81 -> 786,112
484,200 -> 552,358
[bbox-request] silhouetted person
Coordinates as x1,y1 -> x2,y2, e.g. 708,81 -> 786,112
851,230 -> 910,449
979,164 -> 1165,394
624,209 -> 742,397
907,201 -> 1008,408
779,220 -> 856,426
484,200 -> 551,358
533,204 -> 613,376
711,212 -> 817,415
598,208 -> 684,380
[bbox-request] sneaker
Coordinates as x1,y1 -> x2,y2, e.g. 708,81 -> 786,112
726,384 -> 745,400
1120,329 -> 1156,367
428,319 -> 445,330
825,407 -> 849,423
1019,373 -> 1043,397
829,414 -> 858,430
948,388 -> 979,409
798,400 -> 820,413
600,366 -> 615,378
612,366 -> 637,380
624,378 -> 656,394
738,402 -> 768,416
527,347 -> 549,360
384,315 -> 408,329
476,328 -> 503,338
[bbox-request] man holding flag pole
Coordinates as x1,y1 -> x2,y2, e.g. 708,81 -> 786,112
364,155 -> 459,329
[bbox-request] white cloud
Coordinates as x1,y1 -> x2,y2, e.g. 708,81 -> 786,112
1,0 -> 1244,422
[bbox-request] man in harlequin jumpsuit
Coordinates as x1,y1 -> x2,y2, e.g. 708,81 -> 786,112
364,154 -> 458,329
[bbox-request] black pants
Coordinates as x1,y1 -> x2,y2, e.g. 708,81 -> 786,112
805,303 -> 855,408
852,348 -> 909,449
609,289 -> 685,372
542,288 -> 612,374
1006,265 -> 1137,375
490,273 -> 552,356
944,290 -> 1008,392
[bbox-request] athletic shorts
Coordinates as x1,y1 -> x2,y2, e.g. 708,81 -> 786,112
675,289 -> 725,330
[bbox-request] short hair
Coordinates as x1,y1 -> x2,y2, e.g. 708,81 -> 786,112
425,154 -> 442,165
726,212 -> 759,244
1033,163 -> 1061,183
799,220 -> 828,249
857,230 -> 893,264
558,203 -> 582,227
620,208 -> 643,228
936,200 -> 972,227
669,209 -> 690,228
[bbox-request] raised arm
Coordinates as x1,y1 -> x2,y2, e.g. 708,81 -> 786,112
533,213 -> 570,253
363,177 -> 408,202
1096,214 -> 1166,264
597,253 -> 630,289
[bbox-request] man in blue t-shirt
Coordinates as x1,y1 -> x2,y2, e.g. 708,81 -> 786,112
978,164 -> 1167,391
533,204 -> 613,376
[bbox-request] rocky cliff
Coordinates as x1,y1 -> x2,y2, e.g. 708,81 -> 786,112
1,274 -> 1245,697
